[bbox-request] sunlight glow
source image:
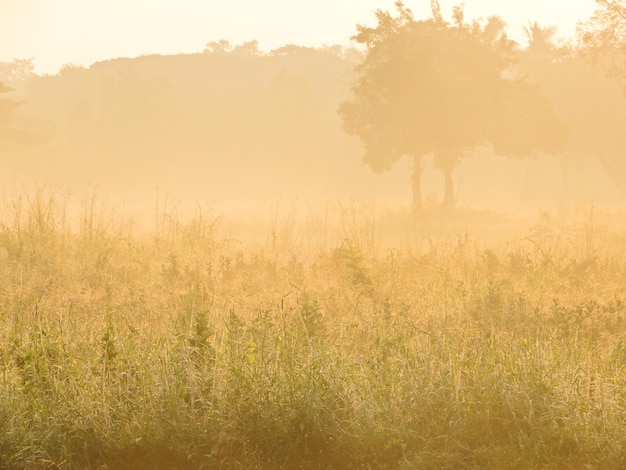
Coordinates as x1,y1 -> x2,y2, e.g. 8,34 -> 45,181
0,0 -> 597,74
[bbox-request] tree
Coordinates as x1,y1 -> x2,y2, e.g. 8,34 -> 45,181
0,81 -> 24,155
518,20 -> 626,202
0,59 -> 35,84
578,0 -> 626,87
204,39 -> 233,55
0,59 -> 50,162
339,1 -> 566,211
0,80 -> 52,164
576,2 -> 626,195
232,40 -> 262,56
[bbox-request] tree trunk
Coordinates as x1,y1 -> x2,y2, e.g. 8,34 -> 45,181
412,154 -> 422,213
442,164 -> 455,209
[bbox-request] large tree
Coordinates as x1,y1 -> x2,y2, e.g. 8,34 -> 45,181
578,0 -> 626,86
576,1 -> 626,195
516,21 -> 626,205
339,1 -> 566,210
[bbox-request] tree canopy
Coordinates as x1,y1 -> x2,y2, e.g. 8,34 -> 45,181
578,0 -> 626,86
339,1 -> 566,210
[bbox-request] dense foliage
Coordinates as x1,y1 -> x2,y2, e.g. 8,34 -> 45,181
338,1 -> 566,209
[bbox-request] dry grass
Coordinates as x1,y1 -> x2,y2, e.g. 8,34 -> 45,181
0,188 -> 626,469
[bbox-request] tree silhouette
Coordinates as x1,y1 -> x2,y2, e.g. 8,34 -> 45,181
0,81 -> 24,155
204,39 -> 233,55
0,59 -> 35,84
0,59 -> 50,162
578,0 -> 626,87
523,22 -> 558,57
339,1 -> 566,210
577,1 -> 626,193
518,20 -> 626,203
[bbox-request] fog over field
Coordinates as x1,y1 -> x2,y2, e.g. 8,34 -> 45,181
0,0 -> 622,225
1,1 -> 626,468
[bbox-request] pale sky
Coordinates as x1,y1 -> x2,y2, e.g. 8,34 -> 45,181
0,0 -> 598,75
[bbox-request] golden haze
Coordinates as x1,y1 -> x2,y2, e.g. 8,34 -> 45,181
2,2 -> 626,467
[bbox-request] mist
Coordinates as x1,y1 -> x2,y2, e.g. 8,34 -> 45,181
2,2 -> 626,468
1,25 -> 624,231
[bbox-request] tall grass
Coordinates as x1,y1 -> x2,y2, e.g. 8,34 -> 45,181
0,188 -> 626,468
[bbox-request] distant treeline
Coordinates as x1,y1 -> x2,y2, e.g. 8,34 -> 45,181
1,23 -> 625,209
9,45 -> 372,199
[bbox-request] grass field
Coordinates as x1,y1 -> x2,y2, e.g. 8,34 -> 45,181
1,189 -> 626,469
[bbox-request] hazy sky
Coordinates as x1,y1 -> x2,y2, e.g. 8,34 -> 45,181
1,0 -> 597,75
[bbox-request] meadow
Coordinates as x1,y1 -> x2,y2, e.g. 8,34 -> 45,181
1,188 -> 626,469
